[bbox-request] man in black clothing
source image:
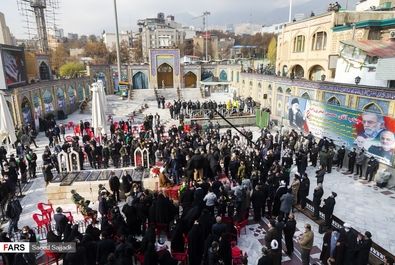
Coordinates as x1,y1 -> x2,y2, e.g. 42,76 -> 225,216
336,145 -> 346,168
6,195 -> 22,235
356,231 -> 373,265
54,207 -> 69,238
211,216 -> 227,238
342,223 -> 358,265
365,157 -> 379,182
298,173 -> 310,209
310,143 -> 319,167
251,185 -> 267,221
347,148 -> 357,174
109,172 -> 120,202
284,214 -> 297,257
257,246 -> 272,265
313,183 -> 323,219
79,120 -> 84,136
96,231 -> 116,265
323,192 -> 337,227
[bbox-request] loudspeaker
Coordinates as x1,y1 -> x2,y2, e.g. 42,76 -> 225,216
263,94 -> 267,99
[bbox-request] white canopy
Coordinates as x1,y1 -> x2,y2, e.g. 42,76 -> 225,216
91,83 -> 107,138
0,91 -> 17,146
97,80 -> 108,113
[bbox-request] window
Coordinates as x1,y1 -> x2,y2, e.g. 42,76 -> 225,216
363,103 -> 383,114
277,87 -> 283,93
328,97 -> 340,106
312,31 -> 327,51
293,35 -> 305,52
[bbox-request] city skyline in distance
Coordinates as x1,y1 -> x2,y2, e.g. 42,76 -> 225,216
1,0 -> 357,38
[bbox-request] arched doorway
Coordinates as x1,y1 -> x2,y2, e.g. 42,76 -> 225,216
39,61 -> 51,80
202,71 -> 213,81
157,63 -> 173,88
184,72 -> 197,88
291,65 -> 304,79
132,72 -> 148,89
219,70 -> 227,81
309,65 -> 325,81
301,92 -> 310,100
21,97 -> 33,125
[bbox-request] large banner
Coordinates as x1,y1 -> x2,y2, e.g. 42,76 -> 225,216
288,97 -> 395,166
0,45 -> 27,88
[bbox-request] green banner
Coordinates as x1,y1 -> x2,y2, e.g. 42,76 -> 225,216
255,109 -> 270,129
255,108 -> 261,127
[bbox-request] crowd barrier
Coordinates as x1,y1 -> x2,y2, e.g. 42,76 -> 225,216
304,198 -> 395,264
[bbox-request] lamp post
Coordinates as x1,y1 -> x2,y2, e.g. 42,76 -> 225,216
113,0 -> 122,85
355,76 -> 361,85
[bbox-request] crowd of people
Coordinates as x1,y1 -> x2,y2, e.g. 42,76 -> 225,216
166,98 -> 256,120
0,96 -> 392,265
3,118 -> 387,265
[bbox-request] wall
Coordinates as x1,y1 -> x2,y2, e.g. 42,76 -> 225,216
276,11 -> 395,81
9,78 -> 90,130
233,72 -> 395,185
334,57 -> 388,87
189,115 -> 256,128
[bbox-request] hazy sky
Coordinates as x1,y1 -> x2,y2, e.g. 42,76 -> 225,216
1,0 -> 357,38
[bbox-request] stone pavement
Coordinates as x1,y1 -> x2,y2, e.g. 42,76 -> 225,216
2,88 -> 394,261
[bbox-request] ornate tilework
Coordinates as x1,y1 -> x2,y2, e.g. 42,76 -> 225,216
241,73 -> 395,100
324,92 -> 346,105
357,97 -> 389,114
150,49 -> 180,76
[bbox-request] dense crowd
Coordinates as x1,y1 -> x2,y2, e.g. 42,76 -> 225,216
166,98 -> 256,120
1,109 -> 387,265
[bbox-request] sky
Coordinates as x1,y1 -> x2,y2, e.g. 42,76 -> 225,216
1,0 -> 357,39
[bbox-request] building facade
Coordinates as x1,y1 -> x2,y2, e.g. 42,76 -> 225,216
138,13 -> 185,62
356,0 -> 395,11
5,78 -> 91,130
103,32 -> 132,51
276,10 -> 395,82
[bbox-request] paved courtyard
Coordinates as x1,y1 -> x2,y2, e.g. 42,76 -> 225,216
2,88 -> 394,263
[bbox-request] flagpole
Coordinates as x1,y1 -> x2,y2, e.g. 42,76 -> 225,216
289,0 -> 293,22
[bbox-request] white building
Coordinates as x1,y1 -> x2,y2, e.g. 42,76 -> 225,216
0,12 -> 15,45
356,0 -> 395,11
261,22 -> 286,34
70,48 -> 84,57
334,40 -> 395,87
234,23 -> 262,35
138,13 -> 185,61
103,31 -> 132,51
48,27 -> 64,39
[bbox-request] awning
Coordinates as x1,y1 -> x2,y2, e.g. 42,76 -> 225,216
341,40 -> 395,58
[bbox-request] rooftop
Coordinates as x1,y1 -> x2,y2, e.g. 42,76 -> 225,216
341,39 -> 395,58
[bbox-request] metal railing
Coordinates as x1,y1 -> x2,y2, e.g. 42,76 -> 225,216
303,198 -> 395,264
189,108 -> 255,119
9,218 -> 96,242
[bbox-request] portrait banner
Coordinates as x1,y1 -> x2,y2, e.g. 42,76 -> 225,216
288,97 -> 395,165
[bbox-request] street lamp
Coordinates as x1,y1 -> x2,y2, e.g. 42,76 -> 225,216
355,76 -> 361,85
